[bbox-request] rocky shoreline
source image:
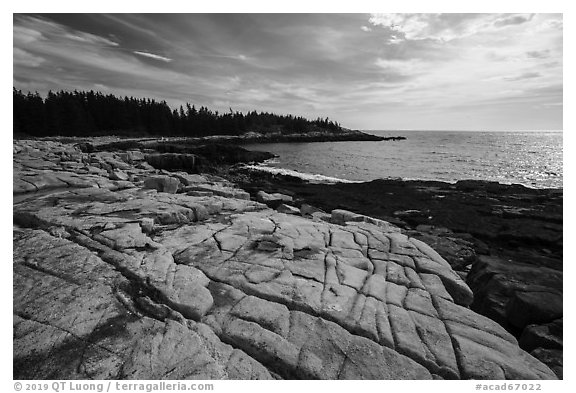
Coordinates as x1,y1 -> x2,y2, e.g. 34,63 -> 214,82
38,128 -> 401,148
228,168 -> 563,378
13,138 -> 559,380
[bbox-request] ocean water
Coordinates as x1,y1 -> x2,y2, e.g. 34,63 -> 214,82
242,130 -> 563,189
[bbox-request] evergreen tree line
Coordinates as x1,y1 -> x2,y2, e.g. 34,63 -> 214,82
13,88 -> 342,137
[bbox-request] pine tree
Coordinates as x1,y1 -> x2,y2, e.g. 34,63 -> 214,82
13,88 -> 343,137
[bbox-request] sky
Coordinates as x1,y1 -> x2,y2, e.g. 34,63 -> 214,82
13,13 -> 563,131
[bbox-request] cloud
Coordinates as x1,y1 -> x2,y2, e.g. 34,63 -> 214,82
526,50 -> 551,59
374,58 -> 423,78
504,72 -> 542,82
133,50 -> 172,62
14,15 -> 119,47
12,14 -> 563,130
13,25 -> 43,44
368,13 -> 539,42
493,14 -> 534,28
100,14 -> 160,38
63,31 -> 119,47
12,15 -> 232,106
369,13 -> 432,41
13,48 -> 44,67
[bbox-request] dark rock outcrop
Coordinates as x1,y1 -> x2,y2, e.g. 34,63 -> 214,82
530,349 -> 562,380
520,319 -> 562,352
466,255 -> 562,333
465,256 -> 563,379
145,153 -> 200,172
97,142 -> 276,173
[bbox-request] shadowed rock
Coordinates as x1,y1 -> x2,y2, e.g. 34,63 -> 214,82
467,255 -> 562,332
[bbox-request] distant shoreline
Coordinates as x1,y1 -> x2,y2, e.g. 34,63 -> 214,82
15,129 -> 404,145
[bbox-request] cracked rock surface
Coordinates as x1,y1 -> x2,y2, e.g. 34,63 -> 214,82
13,140 -> 556,380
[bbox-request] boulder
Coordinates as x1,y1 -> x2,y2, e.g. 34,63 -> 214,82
276,204 -> 300,215
186,184 -> 250,200
143,175 -> 181,194
331,209 -> 365,224
530,348 -> 562,379
109,170 -> 129,181
506,291 -> 563,329
300,204 -> 325,217
140,218 -> 155,234
519,319 -> 562,352
172,172 -> 208,185
467,255 -> 563,331
311,211 -> 332,223
256,191 -> 293,207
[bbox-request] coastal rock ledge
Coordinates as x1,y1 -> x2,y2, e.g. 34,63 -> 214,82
13,140 -> 556,380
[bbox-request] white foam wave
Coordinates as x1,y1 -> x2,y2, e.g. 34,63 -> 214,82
243,164 -> 361,184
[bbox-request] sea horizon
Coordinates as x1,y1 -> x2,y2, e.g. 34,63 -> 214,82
363,129 -> 563,133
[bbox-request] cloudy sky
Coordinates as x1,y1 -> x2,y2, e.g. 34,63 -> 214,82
13,13 -> 563,130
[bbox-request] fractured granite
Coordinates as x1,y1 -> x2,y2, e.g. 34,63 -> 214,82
13,139 -> 557,380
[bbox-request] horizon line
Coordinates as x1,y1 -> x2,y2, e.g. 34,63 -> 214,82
363,129 -> 564,133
